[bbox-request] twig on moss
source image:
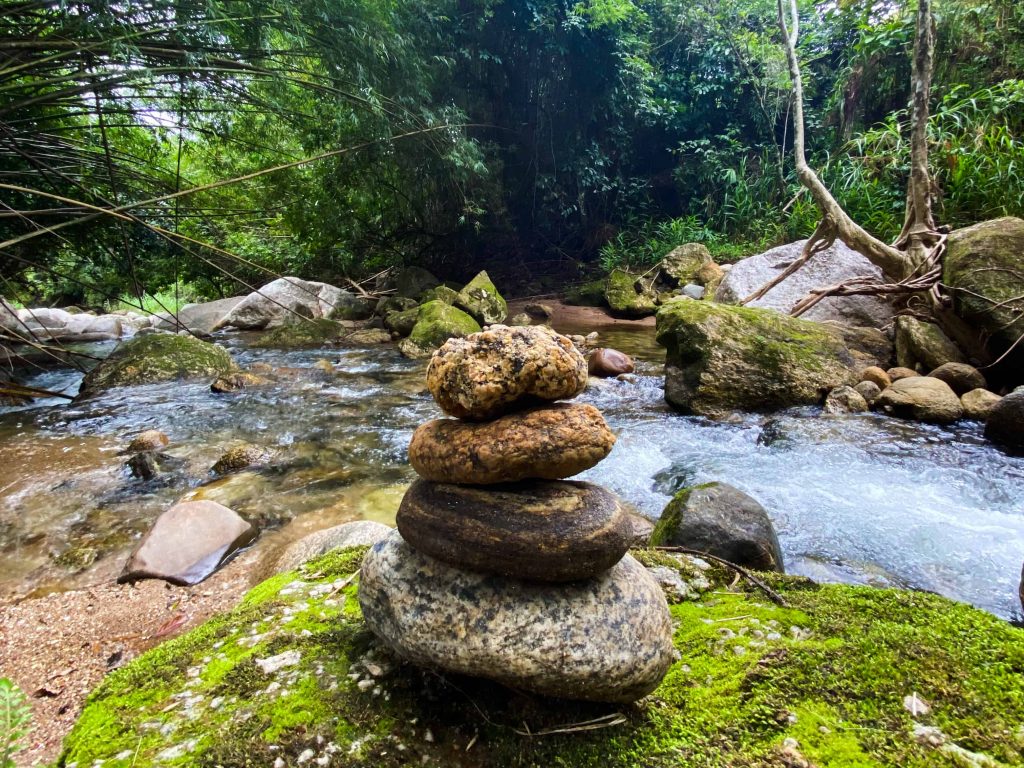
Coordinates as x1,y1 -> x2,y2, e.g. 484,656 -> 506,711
513,712 -> 627,737
652,546 -> 790,608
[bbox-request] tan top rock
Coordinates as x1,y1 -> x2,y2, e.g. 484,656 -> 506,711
409,403 -> 615,484
425,325 -> 587,420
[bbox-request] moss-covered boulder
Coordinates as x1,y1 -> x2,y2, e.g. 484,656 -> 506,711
327,293 -> 375,321
455,270 -> 507,325
565,278 -> 607,307
658,243 -> 713,286
78,334 -> 236,396
420,285 -> 459,305
605,269 -> 657,318
946,217 -> 1024,379
376,296 -> 418,317
250,318 -> 347,348
655,299 -> 863,416
407,300 -> 481,350
383,307 -> 420,337
59,546 -> 1024,768
894,316 -> 966,372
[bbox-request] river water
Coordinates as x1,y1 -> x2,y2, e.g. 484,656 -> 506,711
1,326 -> 1022,620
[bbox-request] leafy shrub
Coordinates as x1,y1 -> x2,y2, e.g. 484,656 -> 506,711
0,679 -> 31,768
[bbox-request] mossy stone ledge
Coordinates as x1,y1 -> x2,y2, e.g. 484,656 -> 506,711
77,333 -> 237,396
59,546 -> 1024,768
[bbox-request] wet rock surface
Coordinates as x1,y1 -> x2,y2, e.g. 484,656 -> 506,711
588,347 -> 635,377
396,479 -> 633,581
274,520 -> 392,573
876,376 -> 964,424
426,325 -> 588,420
985,390 -> 1024,454
359,531 -> 675,702
408,403 -> 615,484
119,500 -> 256,585
650,482 -> 784,572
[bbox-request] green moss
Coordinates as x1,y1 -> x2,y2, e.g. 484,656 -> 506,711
384,306 -> 419,336
250,318 -> 346,348
420,285 -> 459,305
60,545 -> 1024,768
408,300 -> 481,348
78,333 -> 236,395
565,278 -> 607,307
655,298 -> 855,415
605,269 -> 657,318
454,270 -> 507,324
648,483 -> 715,546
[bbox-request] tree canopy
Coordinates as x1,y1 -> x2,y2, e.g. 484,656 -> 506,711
1,0 -> 1023,305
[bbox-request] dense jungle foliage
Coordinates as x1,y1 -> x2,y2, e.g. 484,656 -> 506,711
1,0 -> 1023,307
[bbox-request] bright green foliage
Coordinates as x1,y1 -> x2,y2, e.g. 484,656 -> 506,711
58,546 -> 1024,767
0,679 -> 31,768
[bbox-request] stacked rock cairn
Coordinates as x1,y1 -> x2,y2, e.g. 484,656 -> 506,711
359,324 -> 675,703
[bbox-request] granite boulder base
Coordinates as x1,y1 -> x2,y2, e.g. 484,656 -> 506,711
396,479 -> 633,582
408,403 -> 615,485
359,530 -> 676,703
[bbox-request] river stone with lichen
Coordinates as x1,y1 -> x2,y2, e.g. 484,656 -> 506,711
360,530 -> 674,701
77,333 -> 236,396
427,325 -> 588,419
59,544 -> 1024,768
454,270 -> 507,324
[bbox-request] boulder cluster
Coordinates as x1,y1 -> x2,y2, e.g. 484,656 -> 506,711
358,324 -> 676,703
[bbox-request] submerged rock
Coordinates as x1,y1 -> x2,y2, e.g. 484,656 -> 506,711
426,325 -> 587,420
210,371 -> 268,392
984,390 -> 1024,454
894,316 -> 966,372
655,299 -> 862,416
454,270 -> 507,325
716,239 -> 896,329
650,482 -> 784,572
360,530 -> 675,702
212,444 -> 271,474
876,376 -> 964,424
588,348 -> 635,377
118,500 -> 256,585
78,334 -> 236,396
396,480 -> 633,582
409,403 -> 614,484
127,429 -> 169,453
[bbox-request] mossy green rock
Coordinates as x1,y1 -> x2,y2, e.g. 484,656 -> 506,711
565,278 -> 607,307
655,299 -> 859,416
658,243 -> 713,286
945,217 -> 1024,376
60,546 -> 1024,767
383,307 -> 420,337
455,270 -> 507,324
251,318 -> 347,348
408,300 -> 481,349
78,334 -> 236,395
420,285 -> 459,305
606,268 -> 657,317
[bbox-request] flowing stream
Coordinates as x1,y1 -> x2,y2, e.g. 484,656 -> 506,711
1,326 -> 1022,620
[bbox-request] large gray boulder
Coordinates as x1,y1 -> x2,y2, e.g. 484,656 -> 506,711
119,500 -> 257,585
649,482 -> 784,572
213,277 -> 355,330
716,239 -> 896,329
155,296 -> 244,334
359,530 -> 675,703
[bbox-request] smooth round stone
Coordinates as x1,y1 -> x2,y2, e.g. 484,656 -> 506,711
359,530 -> 675,703
396,479 -> 632,582
408,403 -> 615,484
876,376 -> 963,424
426,325 -> 587,420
